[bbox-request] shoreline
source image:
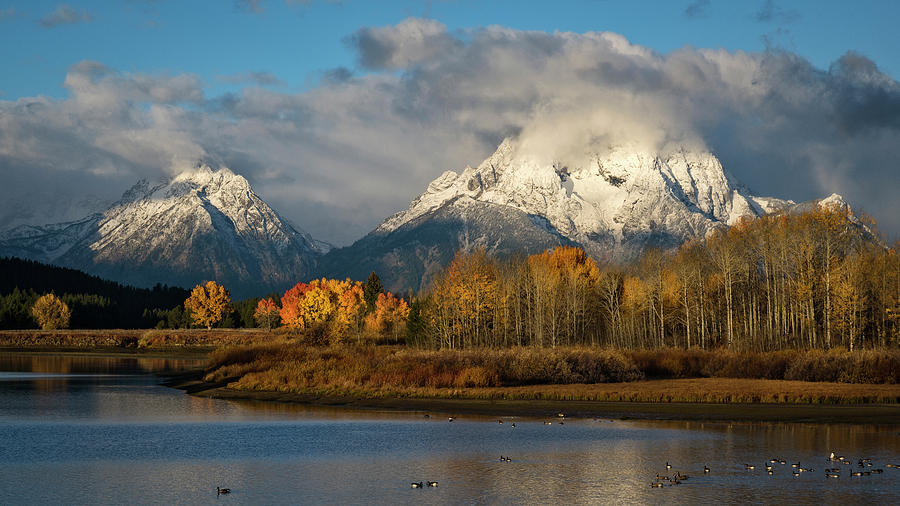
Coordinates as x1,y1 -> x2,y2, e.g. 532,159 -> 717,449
167,374 -> 900,425
4,346 -> 898,424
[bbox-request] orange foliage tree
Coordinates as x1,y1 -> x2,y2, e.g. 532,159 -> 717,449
279,278 -> 369,342
254,298 -> 281,331
366,292 -> 410,340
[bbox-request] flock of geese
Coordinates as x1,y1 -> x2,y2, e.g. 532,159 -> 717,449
650,452 -> 899,488
215,410 -> 899,496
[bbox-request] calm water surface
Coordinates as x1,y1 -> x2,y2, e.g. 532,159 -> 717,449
0,353 -> 898,505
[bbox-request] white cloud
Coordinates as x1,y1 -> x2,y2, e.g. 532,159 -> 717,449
2,20 -> 899,243
40,4 -> 92,28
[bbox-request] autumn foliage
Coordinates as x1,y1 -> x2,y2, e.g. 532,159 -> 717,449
184,281 -> 231,330
31,293 -> 71,330
416,207 -> 899,351
279,277 -> 405,344
366,292 -> 410,340
253,298 -> 280,331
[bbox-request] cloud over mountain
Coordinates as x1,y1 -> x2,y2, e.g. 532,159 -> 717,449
1,19 -> 898,243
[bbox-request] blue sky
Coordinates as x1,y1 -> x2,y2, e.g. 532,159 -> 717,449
3,1 -> 898,100
1,1 -> 899,244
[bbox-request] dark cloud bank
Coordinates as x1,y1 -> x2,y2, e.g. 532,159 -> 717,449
1,19 -> 899,244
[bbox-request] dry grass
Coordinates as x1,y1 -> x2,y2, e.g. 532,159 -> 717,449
202,344 -> 900,404
626,348 -> 900,384
457,378 -> 900,404
0,328 -> 288,349
204,345 -> 643,391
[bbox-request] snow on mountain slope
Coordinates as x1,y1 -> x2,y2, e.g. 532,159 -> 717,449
381,137 -> 792,253
323,137 -> 800,292
0,164 -> 323,297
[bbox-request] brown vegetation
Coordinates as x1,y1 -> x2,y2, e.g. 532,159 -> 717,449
463,378 -> 900,405
626,348 -> 900,384
204,345 -> 643,392
0,328 -> 286,349
201,345 -> 900,405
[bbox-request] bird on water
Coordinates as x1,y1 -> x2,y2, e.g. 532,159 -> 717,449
217,487 -> 231,495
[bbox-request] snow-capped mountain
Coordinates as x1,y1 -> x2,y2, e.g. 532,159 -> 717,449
320,137 -> 800,292
0,164 -> 325,297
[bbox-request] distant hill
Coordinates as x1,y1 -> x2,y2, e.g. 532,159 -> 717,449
0,256 -> 189,329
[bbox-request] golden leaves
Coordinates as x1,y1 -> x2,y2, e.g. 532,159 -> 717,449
31,293 -> 71,330
184,281 -> 231,330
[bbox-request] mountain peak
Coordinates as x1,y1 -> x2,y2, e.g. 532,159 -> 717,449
818,193 -> 848,211
322,135 -> 803,292
0,166 -> 322,297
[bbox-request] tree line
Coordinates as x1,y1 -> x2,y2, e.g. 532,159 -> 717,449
410,206 -> 899,351
181,272 -> 408,343
0,257 -> 188,329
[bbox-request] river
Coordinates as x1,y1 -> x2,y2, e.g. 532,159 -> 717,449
0,353 -> 897,505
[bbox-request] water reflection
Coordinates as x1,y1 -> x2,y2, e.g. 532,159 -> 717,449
0,353 -> 898,505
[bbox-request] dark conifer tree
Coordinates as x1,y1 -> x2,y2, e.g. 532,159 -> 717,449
363,271 -> 383,313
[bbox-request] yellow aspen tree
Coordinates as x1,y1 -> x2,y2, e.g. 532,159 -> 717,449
31,293 -> 71,330
184,281 -> 231,330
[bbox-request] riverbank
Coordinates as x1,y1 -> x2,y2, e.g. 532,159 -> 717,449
0,328 -> 285,351
168,376 -> 900,424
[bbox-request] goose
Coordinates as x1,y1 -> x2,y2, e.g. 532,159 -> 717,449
872,469 -> 884,474
666,462 -> 672,470
791,462 -> 800,468
411,482 -> 423,488
423,414 -> 430,418
448,417 -> 455,422
217,487 -> 231,495
850,471 -> 863,477
427,481 -> 439,487
511,423 -> 516,428
792,471 -> 800,477
557,413 -> 566,418
826,473 -> 840,478
886,463 -> 899,468
769,458 -> 779,464
765,464 -> 773,471
767,469 -> 774,475
498,420 -> 503,424
544,421 -> 553,425
779,460 -> 786,465
744,464 -> 756,470
703,465 -> 710,474
650,482 -> 665,488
